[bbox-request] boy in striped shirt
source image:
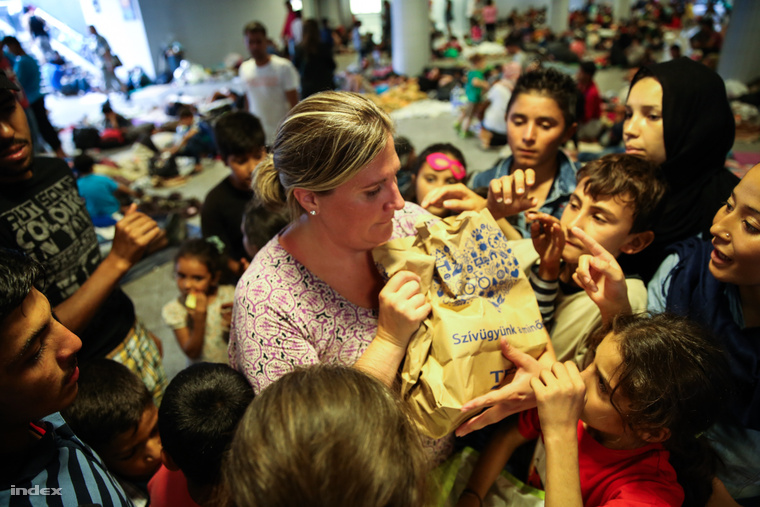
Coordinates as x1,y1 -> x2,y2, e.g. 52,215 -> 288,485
0,248 -> 131,506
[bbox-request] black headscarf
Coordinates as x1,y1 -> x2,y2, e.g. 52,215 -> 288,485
633,57 -> 735,187
621,57 -> 738,281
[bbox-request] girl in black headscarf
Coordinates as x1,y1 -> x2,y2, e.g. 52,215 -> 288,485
621,57 -> 737,281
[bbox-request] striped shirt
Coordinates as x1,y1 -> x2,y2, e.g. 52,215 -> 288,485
529,263 -> 559,324
0,413 -> 132,506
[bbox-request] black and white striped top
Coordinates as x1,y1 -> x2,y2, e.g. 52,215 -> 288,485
0,413 -> 132,506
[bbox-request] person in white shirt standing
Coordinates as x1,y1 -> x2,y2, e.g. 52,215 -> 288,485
479,61 -> 520,150
239,21 -> 299,145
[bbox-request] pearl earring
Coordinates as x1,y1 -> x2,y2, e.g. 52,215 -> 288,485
309,210 -> 316,216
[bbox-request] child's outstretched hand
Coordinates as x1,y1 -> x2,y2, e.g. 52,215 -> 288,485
528,211 -> 565,281
530,361 -> 585,439
486,169 -> 538,220
420,183 -> 486,214
456,341 -> 543,436
570,227 -> 632,323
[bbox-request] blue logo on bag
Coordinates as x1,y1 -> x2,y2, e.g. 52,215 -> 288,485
434,222 -> 520,309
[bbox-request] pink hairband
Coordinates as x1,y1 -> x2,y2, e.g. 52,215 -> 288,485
426,152 -> 466,180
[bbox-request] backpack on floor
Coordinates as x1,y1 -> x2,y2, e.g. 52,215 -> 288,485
148,151 -> 179,178
73,127 -> 100,150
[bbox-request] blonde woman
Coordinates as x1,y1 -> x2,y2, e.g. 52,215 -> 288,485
229,90 -> 431,389
228,91 -> 461,461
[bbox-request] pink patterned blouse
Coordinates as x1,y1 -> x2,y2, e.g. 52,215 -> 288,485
229,202 -> 455,464
229,202 -> 428,393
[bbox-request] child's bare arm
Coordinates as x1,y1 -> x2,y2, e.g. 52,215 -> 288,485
456,418 -> 529,507
457,339 -> 556,436
472,77 -> 489,89
174,292 -> 208,359
531,362 -> 585,507
570,227 -> 632,323
116,183 -> 138,198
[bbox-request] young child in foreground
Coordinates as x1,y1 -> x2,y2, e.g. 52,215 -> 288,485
149,363 -> 254,507
224,364 -> 428,507
62,359 -> 162,506
162,238 -> 235,364
457,313 -> 731,507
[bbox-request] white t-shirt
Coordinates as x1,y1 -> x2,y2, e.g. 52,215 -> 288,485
482,82 -> 512,135
239,55 -> 300,144
291,18 -> 303,44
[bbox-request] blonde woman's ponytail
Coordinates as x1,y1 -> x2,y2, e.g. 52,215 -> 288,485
252,154 -> 287,216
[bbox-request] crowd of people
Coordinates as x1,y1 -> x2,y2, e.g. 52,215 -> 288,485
1,1 -> 759,506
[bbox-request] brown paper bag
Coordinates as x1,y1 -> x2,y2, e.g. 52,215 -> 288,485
373,209 -> 548,439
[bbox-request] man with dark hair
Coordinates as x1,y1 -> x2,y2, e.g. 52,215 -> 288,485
0,72 -> 168,405
202,111 -> 267,275
0,248 -> 131,505
239,21 -> 299,144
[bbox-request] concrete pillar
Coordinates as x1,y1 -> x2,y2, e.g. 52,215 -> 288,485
548,0 -> 570,34
338,0 -> 352,27
317,0 -> 344,27
301,0 -> 318,19
391,0 -> 430,77
457,0 -> 470,37
612,0 -> 631,23
717,0 -> 760,84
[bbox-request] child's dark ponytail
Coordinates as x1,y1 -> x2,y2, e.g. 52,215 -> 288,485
667,434 -> 720,507
588,313 -> 734,506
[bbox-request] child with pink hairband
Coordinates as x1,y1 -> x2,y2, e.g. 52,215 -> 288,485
406,143 -> 468,217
